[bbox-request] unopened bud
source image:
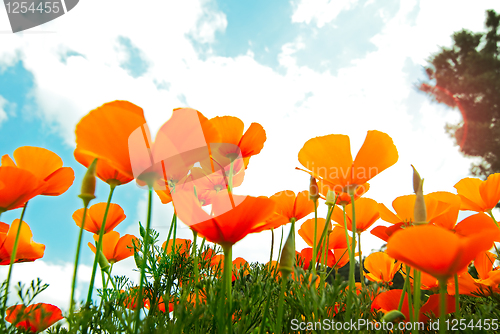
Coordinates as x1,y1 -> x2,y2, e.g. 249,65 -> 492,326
98,249 -> 111,273
279,221 -> 296,277
309,177 -> 320,201
325,190 -> 337,206
381,310 -> 405,323
412,165 -> 426,224
78,158 -> 98,207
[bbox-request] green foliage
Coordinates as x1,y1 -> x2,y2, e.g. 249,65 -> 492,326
420,9 -> 500,178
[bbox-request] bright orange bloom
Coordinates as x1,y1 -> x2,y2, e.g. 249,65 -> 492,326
0,220 -> 45,265
378,194 -> 451,226
208,116 -> 266,168
298,219 -> 350,250
454,173 -> 500,212
453,213 -> 500,240
73,202 -> 126,234
372,289 -> 455,323
297,247 -> 335,270
174,190 -> 276,246
232,257 -> 250,281
162,238 -> 192,256
448,251 -> 500,296
386,224 -> 496,281
370,223 -> 404,242
252,190 -> 316,233
298,131 -> 398,193
5,303 -> 63,333
364,252 -> 400,285
427,192 -> 461,230
88,231 -> 138,264
2,146 -> 74,196
75,101 -> 147,184
331,198 -> 380,233
0,167 -> 47,212
317,179 -> 370,205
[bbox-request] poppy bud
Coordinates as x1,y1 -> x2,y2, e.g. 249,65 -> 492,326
309,177 -> 320,201
79,158 -> 98,207
325,190 -> 337,206
412,165 -> 426,224
279,222 -> 295,277
98,248 -> 111,273
381,309 -> 405,323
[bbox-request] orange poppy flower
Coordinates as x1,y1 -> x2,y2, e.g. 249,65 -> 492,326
372,289 -> 455,323
448,251 -> 500,296
5,303 -> 63,333
403,267 -> 440,291
0,167 -> 47,213
75,101 -> 148,184
453,213 -> 500,240
370,223 -> 404,242
427,192 -> 461,230
232,257 -> 250,281
298,131 -> 398,193
317,179 -> 370,205
331,198 -> 380,233
88,231 -> 138,264
364,252 -> 400,285
173,190 -> 276,246
2,146 -> 74,196
454,173 -> 500,212
298,219 -> 350,250
386,224 -> 496,281
0,220 -> 45,265
73,202 -> 126,234
162,238 -> 192,256
208,116 -> 266,168
378,194 -> 451,226
251,190 -> 315,233
297,247 -> 335,270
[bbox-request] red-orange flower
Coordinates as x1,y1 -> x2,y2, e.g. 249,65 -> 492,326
317,180 -> 370,205
0,220 -> 45,265
331,198 -> 380,233
88,231 -> 138,264
364,252 -> 400,285
372,289 -> 455,323
453,213 -> 500,240
173,190 -> 276,246
298,131 -> 398,193
208,116 -> 266,168
5,303 -> 63,333
297,247 -> 335,270
386,224 -> 495,281
75,101 -> 148,185
2,146 -> 74,196
298,219 -> 350,250
73,202 -> 126,234
162,238 -> 192,256
454,173 -> 500,212
252,190 -> 315,232
0,167 -> 47,213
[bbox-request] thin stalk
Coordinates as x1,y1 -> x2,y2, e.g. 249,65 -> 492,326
86,185 -> 116,306
413,269 -> 421,334
454,274 -> 461,318
227,160 -> 234,192
405,266 -> 414,324
133,187 -> 153,334
358,232 -> 363,288
69,204 -> 89,316
192,230 -> 200,305
258,278 -> 273,334
311,199 -> 318,277
348,194 -> 357,294
274,226 -> 285,277
326,248 -> 348,280
439,279 -> 447,334
269,228 -> 274,264
488,210 -> 499,228
163,212 -> 177,257
398,267 -> 408,312
2,202 -> 29,317
276,272 -> 288,333
222,244 -> 233,333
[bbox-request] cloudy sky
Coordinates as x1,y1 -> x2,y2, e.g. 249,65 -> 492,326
0,0 -> 497,309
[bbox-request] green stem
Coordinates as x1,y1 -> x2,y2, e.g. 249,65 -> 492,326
192,230 -> 199,304
2,202 -> 29,318
69,204 -> 89,317
405,266 -> 414,324
358,232 -> 363,288
326,248 -> 348,280
133,187 -> 153,334
228,160 -> 234,192
222,244 -> 233,333
454,274 -> 461,318
413,269 -> 421,334
439,279 -> 447,334
398,267 -> 408,312
276,272 -> 288,333
274,225 -> 285,277
86,185 -> 116,306
269,228 -> 274,264
163,212 -> 177,257
488,210 -> 499,228
311,199 -> 318,277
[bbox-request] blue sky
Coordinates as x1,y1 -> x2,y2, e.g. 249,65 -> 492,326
0,0 -> 498,308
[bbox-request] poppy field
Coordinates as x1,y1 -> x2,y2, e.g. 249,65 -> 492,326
1,100 -> 500,333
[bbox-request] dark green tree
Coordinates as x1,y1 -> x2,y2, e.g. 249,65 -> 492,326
420,9 -> 500,178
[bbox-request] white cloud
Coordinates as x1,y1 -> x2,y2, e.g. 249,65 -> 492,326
0,95 -> 9,125
291,0 -> 359,28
